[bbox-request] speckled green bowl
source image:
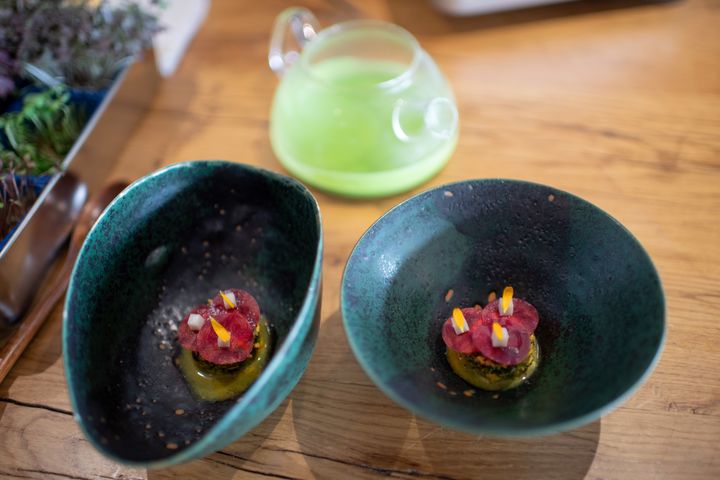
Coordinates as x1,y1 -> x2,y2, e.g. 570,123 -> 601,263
64,161 -> 322,467
342,179 -> 665,436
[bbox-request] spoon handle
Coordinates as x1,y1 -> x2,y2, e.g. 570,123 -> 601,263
0,252 -> 75,384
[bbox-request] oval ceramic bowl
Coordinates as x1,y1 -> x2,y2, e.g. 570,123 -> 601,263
64,161 -> 322,467
342,179 -> 665,436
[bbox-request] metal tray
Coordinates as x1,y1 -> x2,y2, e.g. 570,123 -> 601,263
0,52 -> 160,327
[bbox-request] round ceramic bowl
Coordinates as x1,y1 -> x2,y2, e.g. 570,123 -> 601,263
341,179 -> 665,436
64,161 -> 322,467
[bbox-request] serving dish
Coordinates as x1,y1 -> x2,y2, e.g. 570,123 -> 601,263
64,161 -> 323,467
342,179 -> 665,436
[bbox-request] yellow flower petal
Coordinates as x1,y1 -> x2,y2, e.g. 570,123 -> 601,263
452,308 -> 468,331
492,322 -> 505,341
209,316 -> 231,343
502,286 -> 514,313
219,290 -> 236,309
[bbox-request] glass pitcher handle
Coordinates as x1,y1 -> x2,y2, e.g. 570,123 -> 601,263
269,7 -> 320,76
392,97 -> 459,142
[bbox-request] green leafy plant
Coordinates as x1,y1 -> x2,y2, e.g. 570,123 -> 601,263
0,86 -> 84,238
0,87 -> 83,175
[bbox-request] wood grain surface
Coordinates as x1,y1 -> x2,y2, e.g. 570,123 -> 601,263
2,0 -> 719,478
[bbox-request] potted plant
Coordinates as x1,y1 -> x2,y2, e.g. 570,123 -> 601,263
17,0 -> 160,93
0,87 -> 84,247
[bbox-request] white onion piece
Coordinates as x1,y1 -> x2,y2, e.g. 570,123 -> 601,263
499,298 -> 514,316
222,290 -> 236,309
188,314 -> 205,331
491,326 -> 509,348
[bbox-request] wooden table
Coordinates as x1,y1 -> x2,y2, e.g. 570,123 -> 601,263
2,0 -> 719,478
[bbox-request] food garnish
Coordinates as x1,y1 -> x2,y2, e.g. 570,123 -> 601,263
210,316 -> 231,347
441,285 -> 540,391
451,307 -> 469,334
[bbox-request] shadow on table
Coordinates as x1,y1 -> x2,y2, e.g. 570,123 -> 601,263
291,310 -> 415,477
146,397 -> 289,480
291,311 -> 600,479
387,0 -> 677,35
417,417 -> 601,479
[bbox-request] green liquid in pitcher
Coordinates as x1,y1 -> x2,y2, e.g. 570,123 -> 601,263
270,57 -> 458,198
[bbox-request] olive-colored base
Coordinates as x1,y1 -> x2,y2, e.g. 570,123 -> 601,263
447,336 -> 539,391
179,318 -> 272,402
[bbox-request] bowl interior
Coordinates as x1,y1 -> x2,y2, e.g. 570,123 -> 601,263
342,179 -> 664,435
65,161 -> 321,462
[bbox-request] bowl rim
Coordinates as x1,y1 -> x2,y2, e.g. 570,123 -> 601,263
341,178 -> 666,437
63,160 -> 324,467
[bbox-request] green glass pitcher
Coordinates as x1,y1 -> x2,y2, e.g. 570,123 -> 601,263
268,8 -> 459,198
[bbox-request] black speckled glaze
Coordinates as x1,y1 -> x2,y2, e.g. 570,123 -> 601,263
342,179 -> 665,436
64,161 -> 322,467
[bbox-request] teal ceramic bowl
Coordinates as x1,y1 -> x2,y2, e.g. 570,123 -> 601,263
342,179 -> 665,436
64,161 -> 322,467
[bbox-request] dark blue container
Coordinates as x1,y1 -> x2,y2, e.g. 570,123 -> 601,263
0,174 -> 54,250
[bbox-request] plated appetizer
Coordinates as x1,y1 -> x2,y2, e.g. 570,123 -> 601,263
442,287 -> 539,391
177,289 -> 272,401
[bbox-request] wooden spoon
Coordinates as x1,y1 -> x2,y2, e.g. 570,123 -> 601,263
0,181 -> 128,384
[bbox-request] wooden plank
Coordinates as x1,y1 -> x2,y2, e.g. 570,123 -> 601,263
1,0 -> 719,478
